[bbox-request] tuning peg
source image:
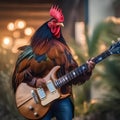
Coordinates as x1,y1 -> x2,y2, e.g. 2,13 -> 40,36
111,40 -> 115,44
117,37 -> 120,41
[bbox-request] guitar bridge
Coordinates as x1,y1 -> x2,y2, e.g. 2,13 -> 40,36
31,90 -> 39,104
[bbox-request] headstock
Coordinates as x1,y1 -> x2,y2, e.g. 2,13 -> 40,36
109,39 -> 120,55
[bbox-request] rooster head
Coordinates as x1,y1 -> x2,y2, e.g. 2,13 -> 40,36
48,5 -> 64,38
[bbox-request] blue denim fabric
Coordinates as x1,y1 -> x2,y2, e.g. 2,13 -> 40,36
41,97 -> 74,120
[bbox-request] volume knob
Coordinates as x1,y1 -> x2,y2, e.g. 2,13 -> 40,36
34,112 -> 39,117
28,106 -> 34,111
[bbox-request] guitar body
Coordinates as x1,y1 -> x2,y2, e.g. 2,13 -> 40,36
16,83 -> 50,119
15,66 -> 70,120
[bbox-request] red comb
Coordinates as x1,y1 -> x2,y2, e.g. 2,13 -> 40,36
49,5 -> 64,22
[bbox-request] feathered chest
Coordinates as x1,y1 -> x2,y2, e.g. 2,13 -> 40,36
33,40 -> 70,64
31,40 -> 77,77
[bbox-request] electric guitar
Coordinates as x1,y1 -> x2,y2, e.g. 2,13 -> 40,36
15,40 -> 120,120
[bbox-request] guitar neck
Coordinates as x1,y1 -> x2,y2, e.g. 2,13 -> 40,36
54,50 -> 111,88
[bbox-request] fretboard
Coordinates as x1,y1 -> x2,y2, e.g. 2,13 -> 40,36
54,50 -> 111,88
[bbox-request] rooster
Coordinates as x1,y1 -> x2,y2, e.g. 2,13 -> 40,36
12,5 -> 95,120
12,5 -> 93,94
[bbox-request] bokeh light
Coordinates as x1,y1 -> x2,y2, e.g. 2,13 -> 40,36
7,22 -> 15,31
2,37 -> 13,49
15,19 -> 26,29
24,27 -> 35,36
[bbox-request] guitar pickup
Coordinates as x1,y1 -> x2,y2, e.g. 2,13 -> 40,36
47,80 -> 56,93
37,88 -> 46,100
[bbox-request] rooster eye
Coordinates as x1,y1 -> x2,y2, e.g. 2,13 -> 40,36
48,19 -> 57,28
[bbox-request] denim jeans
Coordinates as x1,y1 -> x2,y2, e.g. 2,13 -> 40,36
41,97 -> 74,120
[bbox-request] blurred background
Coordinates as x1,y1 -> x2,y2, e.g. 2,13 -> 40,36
0,0 -> 120,120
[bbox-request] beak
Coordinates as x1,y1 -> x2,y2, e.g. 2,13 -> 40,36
56,22 -> 64,27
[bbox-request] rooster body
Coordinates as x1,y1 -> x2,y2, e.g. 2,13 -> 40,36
12,5 -> 93,120
12,6 -> 78,92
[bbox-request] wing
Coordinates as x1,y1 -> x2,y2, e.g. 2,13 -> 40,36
12,46 -> 33,92
12,45 -> 54,92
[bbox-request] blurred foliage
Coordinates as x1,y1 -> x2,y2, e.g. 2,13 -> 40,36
0,47 -> 26,120
69,16 -> 120,119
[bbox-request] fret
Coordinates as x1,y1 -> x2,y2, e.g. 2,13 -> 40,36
61,79 -> 66,86
63,76 -> 68,83
62,77 -> 65,82
66,74 -> 72,82
57,80 -> 61,87
54,80 -> 58,87
72,71 -> 77,77
76,64 -> 87,75
65,76 -> 68,81
72,71 -> 77,78
66,74 -> 72,81
71,71 -> 75,78
58,78 -> 62,85
74,68 -> 80,76
78,66 -> 83,74
55,78 -> 64,87
55,80 -> 60,88
93,50 -> 111,64
69,71 -> 74,79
